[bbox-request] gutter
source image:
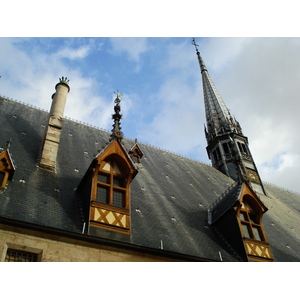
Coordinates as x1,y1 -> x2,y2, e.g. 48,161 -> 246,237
0,216 -> 216,262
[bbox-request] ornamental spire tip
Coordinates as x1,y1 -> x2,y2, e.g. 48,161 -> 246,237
110,90 -> 124,141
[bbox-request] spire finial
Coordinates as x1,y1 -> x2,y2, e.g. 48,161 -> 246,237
192,38 -> 200,53
110,90 -> 124,141
192,38 -> 207,74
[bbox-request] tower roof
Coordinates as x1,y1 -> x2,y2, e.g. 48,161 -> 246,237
192,39 -> 242,142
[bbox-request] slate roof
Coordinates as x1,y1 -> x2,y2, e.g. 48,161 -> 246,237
1,96 -> 300,261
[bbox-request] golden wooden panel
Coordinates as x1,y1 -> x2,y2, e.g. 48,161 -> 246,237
245,241 -> 271,259
92,207 -> 128,228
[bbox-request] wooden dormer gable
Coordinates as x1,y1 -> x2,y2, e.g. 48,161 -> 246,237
89,139 -> 138,235
235,183 -> 274,261
209,182 -> 274,261
0,148 -> 16,188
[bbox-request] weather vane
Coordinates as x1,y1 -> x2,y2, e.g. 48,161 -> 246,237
114,90 -> 123,104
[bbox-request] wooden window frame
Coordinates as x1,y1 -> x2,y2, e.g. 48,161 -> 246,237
96,159 -> 129,209
238,196 -> 267,242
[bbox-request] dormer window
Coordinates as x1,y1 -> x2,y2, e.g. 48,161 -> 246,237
0,148 -> 15,189
87,139 -> 138,235
237,191 -> 273,261
239,198 -> 265,241
129,143 -> 143,164
96,159 -> 129,208
208,182 -> 274,261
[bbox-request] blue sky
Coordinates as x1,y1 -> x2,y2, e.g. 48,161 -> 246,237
1,37 -> 300,193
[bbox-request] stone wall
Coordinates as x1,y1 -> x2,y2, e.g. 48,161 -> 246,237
0,224 -> 178,262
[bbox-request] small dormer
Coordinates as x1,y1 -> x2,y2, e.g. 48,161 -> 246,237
129,142 -> 143,164
0,142 -> 15,189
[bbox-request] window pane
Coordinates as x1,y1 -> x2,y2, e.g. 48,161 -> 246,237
242,223 -> 251,238
252,226 -> 262,241
98,173 -> 109,184
240,211 -> 247,221
113,190 -> 124,208
113,177 -> 124,187
249,214 -> 258,224
97,186 -> 108,204
223,143 -> 229,154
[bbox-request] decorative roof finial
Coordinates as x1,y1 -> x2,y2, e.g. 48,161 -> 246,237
110,90 -> 124,141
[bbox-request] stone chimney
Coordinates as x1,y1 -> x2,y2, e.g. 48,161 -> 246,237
39,77 -> 70,171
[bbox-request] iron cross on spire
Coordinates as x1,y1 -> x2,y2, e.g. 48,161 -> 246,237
192,38 -> 200,53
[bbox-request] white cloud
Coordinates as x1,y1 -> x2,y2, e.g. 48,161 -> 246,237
200,37 -> 300,192
109,37 -> 149,63
0,38 -> 112,131
1,37 -> 300,193
55,45 -> 91,60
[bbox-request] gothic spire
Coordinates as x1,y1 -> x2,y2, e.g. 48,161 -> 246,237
192,39 -> 242,143
110,91 -> 123,141
192,38 -> 266,195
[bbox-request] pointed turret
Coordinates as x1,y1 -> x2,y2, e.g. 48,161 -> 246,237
192,39 -> 266,195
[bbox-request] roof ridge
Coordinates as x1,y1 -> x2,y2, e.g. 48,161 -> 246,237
263,181 -> 300,196
1,95 -> 211,166
0,94 -> 48,113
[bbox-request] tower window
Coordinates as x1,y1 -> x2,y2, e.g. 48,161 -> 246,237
238,142 -> 248,154
213,147 -> 221,163
222,143 -> 230,154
